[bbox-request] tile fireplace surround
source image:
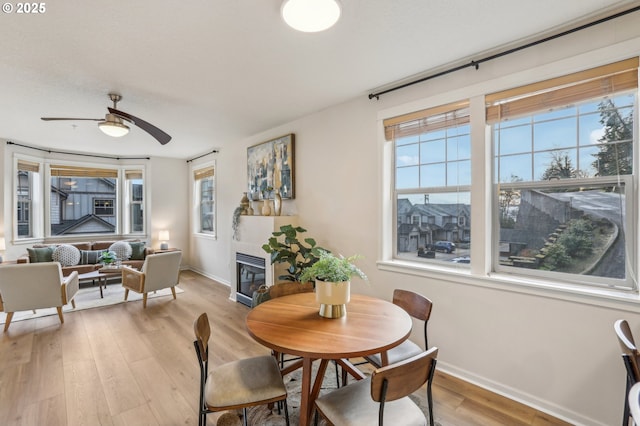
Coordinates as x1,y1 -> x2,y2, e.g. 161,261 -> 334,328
229,215 -> 298,302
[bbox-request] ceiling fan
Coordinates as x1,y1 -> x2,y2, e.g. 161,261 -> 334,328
41,93 -> 171,145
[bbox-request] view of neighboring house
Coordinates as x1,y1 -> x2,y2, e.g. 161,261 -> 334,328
397,198 -> 470,252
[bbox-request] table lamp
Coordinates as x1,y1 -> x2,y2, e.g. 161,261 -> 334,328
159,230 -> 170,250
0,237 -> 5,263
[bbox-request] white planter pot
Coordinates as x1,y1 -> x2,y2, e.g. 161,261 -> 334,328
315,280 -> 350,318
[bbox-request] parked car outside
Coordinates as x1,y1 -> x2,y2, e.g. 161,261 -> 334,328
434,241 -> 456,253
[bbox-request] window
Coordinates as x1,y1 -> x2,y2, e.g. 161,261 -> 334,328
489,58 -> 637,289
193,164 -> 215,235
383,57 -> 639,295
93,199 -> 115,216
13,158 -> 146,239
386,101 -> 471,265
49,165 -> 118,236
16,160 -> 39,238
125,170 -> 144,233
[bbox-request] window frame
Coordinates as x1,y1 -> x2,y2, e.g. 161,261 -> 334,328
12,155 -> 147,241
380,57 -> 639,298
389,101 -> 472,267
192,162 -> 216,238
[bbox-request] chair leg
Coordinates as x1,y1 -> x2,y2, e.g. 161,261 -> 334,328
242,407 -> 248,426
4,312 -> 14,332
624,376 -> 631,426
56,307 -> 64,324
124,288 -> 129,301
143,293 -> 148,308
71,298 -> 76,309
171,286 -> 177,299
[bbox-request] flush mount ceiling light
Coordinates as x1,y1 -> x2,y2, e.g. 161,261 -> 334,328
98,114 -> 130,137
281,0 -> 341,32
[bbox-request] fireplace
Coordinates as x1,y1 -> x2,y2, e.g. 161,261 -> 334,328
229,215 -> 297,304
236,253 -> 266,307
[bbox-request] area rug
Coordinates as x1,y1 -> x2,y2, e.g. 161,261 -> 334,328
216,360 -> 439,426
0,283 -> 184,325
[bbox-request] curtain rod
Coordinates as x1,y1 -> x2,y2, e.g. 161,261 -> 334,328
186,149 -> 219,163
6,141 -> 150,160
368,5 -> 640,100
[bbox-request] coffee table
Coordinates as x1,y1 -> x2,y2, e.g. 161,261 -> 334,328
78,267 -> 125,298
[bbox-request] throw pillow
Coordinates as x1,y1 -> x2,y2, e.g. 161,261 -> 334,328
79,249 -> 105,265
109,241 -> 132,260
27,246 -> 55,263
129,241 -> 146,260
52,244 -> 81,266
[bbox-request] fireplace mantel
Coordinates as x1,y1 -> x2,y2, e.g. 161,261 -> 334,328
229,215 -> 298,302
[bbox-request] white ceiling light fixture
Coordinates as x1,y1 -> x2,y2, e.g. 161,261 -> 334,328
98,114 -> 130,137
281,0 -> 341,33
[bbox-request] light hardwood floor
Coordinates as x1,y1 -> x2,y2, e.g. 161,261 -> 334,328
0,270 -> 572,426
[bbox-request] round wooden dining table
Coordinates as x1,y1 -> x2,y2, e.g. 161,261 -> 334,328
245,292 -> 412,426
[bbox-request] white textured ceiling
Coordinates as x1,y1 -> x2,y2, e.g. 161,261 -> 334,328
1,0 -> 637,159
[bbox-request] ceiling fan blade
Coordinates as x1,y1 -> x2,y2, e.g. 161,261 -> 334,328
41,117 -> 102,121
108,107 -> 171,145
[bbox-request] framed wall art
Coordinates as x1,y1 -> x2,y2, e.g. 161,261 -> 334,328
247,133 -> 295,200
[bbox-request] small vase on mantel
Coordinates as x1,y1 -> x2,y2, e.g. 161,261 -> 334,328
261,199 -> 271,216
240,192 -> 250,215
273,192 -> 282,216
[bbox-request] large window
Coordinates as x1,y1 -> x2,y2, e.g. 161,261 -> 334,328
385,57 -> 638,293
14,158 -> 146,239
193,164 -> 215,235
489,59 -> 637,289
387,101 -> 471,265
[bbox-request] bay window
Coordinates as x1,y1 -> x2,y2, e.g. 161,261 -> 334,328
14,157 -> 146,239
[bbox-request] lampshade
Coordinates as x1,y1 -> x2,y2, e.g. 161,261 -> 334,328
99,114 -> 130,137
281,0 -> 341,32
0,237 -> 5,251
159,230 -> 170,241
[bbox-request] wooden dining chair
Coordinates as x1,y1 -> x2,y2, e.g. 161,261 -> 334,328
314,347 -> 438,426
192,312 -> 290,426
614,319 -> 640,426
343,289 -> 432,386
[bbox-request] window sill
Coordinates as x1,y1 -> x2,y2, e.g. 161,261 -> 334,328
193,232 -> 216,241
377,259 -> 640,311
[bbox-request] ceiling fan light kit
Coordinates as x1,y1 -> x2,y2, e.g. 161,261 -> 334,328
98,114 -> 130,137
281,0 -> 341,32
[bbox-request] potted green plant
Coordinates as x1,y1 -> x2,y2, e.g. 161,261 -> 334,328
299,249 -> 367,318
98,250 -> 118,267
262,225 -> 328,283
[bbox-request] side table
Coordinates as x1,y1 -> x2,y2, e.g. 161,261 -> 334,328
154,248 -> 181,254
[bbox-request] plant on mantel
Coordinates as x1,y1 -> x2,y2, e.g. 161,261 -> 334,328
261,224 -> 328,283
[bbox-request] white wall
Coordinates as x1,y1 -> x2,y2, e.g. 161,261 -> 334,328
196,13 -> 640,426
